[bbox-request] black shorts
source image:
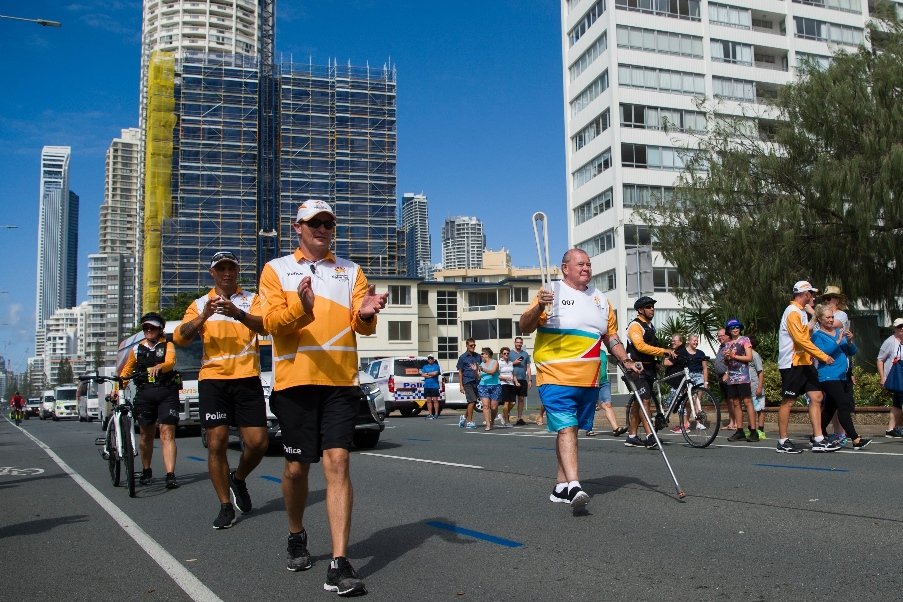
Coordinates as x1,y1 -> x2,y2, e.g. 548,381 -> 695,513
269,385 -> 360,463
501,384 -> 517,404
463,382 -> 479,404
198,376 -> 266,428
423,387 -> 440,399
725,382 -> 752,399
134,385 -> 180,427
514,380 -> 528,398
622,368 -> 656,401
780,365 -> 820,399
892,391 -> 903,410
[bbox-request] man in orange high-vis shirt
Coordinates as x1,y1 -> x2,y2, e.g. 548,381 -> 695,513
258,199 -> 387,596
174,251 -> 269,530
776,280 -> 838,454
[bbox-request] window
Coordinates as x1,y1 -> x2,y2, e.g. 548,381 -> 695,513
624,224 -> 653,247
419,323 -> 430,342
796,52 -> 832,70
512,287 -> 529,303
572,109 -> 610,151
388,285 -> 411,305
708,3 -> 751,29
592,269 -> 617,292
388,321 -> 412,341
574,187 -> 614,225
792,0 -> 860,14
570,32 -> 608,81
615,25 -> 703,58
615,0 -> 701,21
463,319 -> 513,340
568,0 -> 607,47
793,17 -> 863,45
417,289 -> 429,305
570,70 -> 609,117
623,184 -> 674,207
622,143 -> 704,171
577,228 -> 616,256
467,291 -> 497,309
653,267 -> 684,292
710,40 -> 752,65
437,290 -> 457,325
438,336 -> 458,360
620,104 -> 706,132
573,148 -> 612,188
618,65 -> 704,95
713,77 -> 756,102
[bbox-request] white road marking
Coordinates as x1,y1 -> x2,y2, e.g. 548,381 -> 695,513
15,425 -> 224,602
359,452 -> 484,469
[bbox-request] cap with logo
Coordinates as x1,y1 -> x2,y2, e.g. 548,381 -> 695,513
792,281 -> 818,294
295,199 -> 336,223
210,251 -> 238,269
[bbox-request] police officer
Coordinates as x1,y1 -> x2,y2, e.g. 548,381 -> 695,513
120,312 -> 181,488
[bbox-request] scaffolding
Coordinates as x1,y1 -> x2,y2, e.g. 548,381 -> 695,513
142,50 -> 176,311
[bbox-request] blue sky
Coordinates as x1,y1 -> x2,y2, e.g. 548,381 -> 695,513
0,0 -> 568,372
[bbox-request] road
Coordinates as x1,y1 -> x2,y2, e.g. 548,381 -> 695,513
2,413 -> 901,600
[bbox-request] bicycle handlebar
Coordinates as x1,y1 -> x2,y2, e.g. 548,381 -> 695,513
78,374 -> 135,385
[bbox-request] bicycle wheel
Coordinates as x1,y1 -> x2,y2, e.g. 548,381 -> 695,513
107,422 -> 121,486
680,388 -> 721,448
121,415 -> 136,498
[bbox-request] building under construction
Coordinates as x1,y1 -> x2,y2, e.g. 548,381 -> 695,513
141,50 -> 398,303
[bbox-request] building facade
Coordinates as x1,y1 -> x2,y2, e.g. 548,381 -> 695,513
401,192 -> 433,279
560,0 -> 880,330
34,146 -> 78,355
441,216 -> 485,270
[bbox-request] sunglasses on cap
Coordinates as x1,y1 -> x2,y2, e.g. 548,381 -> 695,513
304,218 -> 336,230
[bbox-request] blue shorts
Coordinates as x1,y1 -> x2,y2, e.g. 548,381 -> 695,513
477,384 -> 501,401
597,381 -> 612,404
538,384 -> 597,433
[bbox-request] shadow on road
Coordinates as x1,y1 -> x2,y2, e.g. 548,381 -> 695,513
0,515 -> 89,538
343,517 -> 477,577
0,471 -> 68,490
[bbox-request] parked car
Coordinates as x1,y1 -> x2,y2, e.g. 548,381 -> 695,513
440,371 -> 469,409
25,398 -> 42,419
365,356 -> 446,416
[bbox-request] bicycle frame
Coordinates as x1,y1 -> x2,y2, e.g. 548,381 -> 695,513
108,396 -> 137,464
656,368 -> 704,425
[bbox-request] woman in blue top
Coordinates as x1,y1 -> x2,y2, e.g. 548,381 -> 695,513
477,347 -> 501,431
812,304 -> 870,449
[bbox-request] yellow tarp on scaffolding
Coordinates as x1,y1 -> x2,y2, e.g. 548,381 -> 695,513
142,50 -> 176,311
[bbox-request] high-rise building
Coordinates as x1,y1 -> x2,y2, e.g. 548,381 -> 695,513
401,193 -> 433,279
34,146 -> 77,355
441,216 -> 485,270
560,0 -> 879,329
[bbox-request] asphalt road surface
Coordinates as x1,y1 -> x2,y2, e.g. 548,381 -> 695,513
2,412 -> 901,601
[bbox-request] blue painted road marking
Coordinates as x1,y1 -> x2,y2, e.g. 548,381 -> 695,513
426,520 -> 524,548
186,456 -> 205,462
260,474 -> 282,483
755,463 -> 849,473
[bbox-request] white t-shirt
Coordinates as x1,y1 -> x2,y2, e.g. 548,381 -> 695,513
878,335 -> 903,376
498,359 -> 516,385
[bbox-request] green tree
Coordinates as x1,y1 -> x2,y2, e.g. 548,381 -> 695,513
56,358 -> 74,386
637,13 -> 903,331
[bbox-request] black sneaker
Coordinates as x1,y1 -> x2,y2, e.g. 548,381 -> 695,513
212,503 -> 236,529
746,428 -> 760,442
567,485 -> 589,509
727,429 -> 746,442
549,486 -> 569,503
139,468 -> 153,486
624,435 -> 645,447
229,471 -> 252,513
324,557 -> 366,596
885,429 -> 903,438
776,439 -> 804,454
165,472 -> 180,489
515,419 -> 526,426
811,438 -> 840,453
287,530 -> 312,572
852,438 -> 872,450
644,434 -> 659,450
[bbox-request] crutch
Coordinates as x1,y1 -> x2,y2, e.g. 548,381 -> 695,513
532,212 -> 553,314
617,361 -> 686,500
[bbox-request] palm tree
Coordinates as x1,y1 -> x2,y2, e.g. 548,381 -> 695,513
680,305 -> 722,348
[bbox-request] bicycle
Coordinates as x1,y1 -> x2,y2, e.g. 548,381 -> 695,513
11,407 -> 24,425
625,367 -> 721,448
82,374 -> 138,498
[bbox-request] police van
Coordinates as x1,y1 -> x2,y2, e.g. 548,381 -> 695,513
365,356 -> 445,416
116,320 -> 203,428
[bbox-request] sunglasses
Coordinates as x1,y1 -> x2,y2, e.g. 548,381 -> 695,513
142,324 -> 161,332
304,218 -> 336,230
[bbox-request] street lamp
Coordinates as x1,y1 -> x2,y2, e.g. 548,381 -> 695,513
0,15 -> 61,27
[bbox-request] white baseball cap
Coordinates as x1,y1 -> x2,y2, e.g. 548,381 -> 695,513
295,199 -> 335,223
792,280 -> 818,294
